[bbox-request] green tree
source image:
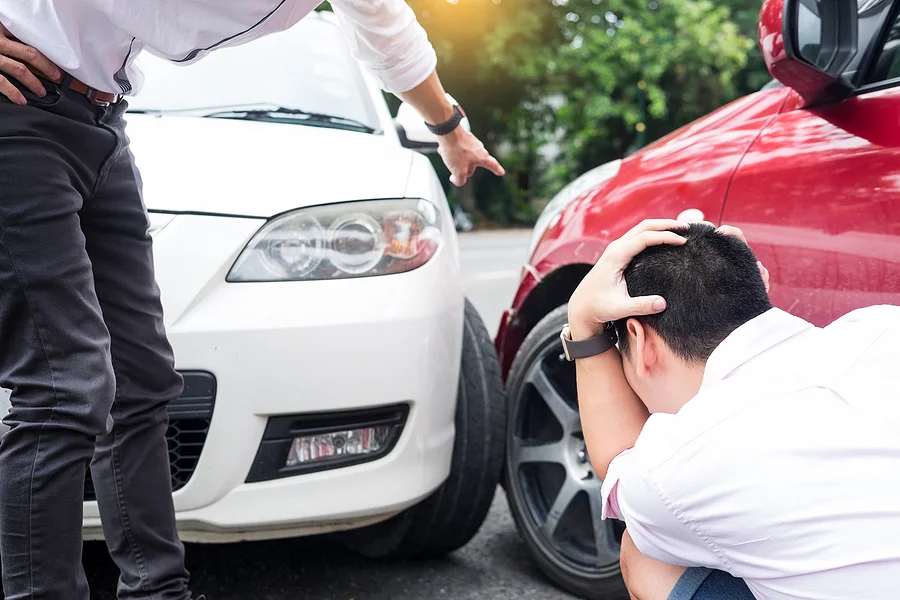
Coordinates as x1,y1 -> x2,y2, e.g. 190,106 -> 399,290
486,0 -> 753,198
719,0 -> 773,95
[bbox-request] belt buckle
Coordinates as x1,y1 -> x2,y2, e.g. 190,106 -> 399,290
86,88 -> 116,107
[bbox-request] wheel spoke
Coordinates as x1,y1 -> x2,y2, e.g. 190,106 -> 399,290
541,477 -> 581,539
515,441 -> 564,466
588,487 -> 621,566
527,365 -> 579,432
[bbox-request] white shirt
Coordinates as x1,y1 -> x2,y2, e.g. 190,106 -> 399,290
602,305 -> 900,600
0,0 -> 436,95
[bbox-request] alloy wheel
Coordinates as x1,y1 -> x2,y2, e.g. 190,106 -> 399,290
508,337 -> 624,575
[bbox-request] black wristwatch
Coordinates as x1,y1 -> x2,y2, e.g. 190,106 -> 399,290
425,104 -> 466,136
560,323 -> 618,362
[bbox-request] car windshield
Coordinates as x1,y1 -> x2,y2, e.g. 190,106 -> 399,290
128,16 -> 380,133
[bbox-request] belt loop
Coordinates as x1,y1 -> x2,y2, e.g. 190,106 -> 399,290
59,73 -> 74,96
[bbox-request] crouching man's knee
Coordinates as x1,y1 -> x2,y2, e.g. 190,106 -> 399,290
620,530 -> 686,600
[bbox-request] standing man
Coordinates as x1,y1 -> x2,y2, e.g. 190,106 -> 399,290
0,2 -> 504,599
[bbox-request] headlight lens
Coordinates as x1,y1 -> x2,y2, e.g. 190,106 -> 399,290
259,215 -> 326,278
526,159 -> 622,260
228,199 -> 442,282
329,214 -> 384,274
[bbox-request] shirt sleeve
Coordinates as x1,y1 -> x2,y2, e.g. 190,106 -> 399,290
602,448 -> 727,570
329,0 -> 437,93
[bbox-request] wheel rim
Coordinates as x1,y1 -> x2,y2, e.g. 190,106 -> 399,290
509,336 -> 624,576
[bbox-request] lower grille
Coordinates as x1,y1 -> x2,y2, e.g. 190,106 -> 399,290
84,372 -> 216,502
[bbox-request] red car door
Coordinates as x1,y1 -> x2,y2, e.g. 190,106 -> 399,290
721,22 -> 900,326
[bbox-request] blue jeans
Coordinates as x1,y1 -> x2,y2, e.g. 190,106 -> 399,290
667,568 -> 755,600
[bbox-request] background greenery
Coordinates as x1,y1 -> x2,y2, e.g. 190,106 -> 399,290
332,0 -> 772,226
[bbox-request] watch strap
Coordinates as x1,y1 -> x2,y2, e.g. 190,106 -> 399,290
562,324 -> 618,361
425,104 -> 466,136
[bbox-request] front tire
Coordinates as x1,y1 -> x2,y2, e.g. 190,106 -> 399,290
503,305 -> 628,600
344,299 -> 505,559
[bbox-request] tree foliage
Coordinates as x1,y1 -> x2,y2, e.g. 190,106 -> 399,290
399,0 -> 769,224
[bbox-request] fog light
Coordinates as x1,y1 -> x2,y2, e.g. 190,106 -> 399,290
286,426 -> 391,467
246,404 -> 409,482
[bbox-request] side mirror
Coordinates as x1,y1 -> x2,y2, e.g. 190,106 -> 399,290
394,94 -> 471,153
759,0 -> 858,103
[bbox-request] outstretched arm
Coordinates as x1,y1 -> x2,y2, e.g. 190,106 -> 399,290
329,0 -> 504,186
395,71 -> 504,186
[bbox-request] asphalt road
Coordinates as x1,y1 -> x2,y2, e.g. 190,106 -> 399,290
458,229 -> 533,337
85,229 -> 580,600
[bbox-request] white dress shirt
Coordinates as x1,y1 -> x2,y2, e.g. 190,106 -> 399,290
602,305 -> 900,600
0,0 -> 436,95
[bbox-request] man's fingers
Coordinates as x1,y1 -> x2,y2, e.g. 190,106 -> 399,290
0,38 -> 60,82
0,30 -> 60,83
716,224 -> 747,244
758,261 -> 770,293
451,154 -> 504,187
0,75 -> 26,105
480,154 -> 506,177
0,55 -> 46,97
624,218 -> 689,239
615,230 -> 687,264
622,294 -> 668,317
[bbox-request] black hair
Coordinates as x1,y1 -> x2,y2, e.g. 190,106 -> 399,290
615,223 -> 772,362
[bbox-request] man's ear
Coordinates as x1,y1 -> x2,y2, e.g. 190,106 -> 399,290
626,318 -> 657,377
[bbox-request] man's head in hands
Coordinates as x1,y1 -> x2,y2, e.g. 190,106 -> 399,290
568,220 -> 771,414
616,223 -> 771,412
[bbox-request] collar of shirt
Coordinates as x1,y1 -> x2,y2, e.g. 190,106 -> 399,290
699,308 -> 814,389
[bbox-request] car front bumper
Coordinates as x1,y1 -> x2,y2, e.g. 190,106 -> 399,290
82,213 -> 465,542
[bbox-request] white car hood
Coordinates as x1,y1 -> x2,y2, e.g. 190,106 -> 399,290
125,114 -> 413,217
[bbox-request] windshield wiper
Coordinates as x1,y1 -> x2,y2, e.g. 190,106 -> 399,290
202,105 -> 378,134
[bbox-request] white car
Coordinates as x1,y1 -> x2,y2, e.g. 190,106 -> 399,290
80,12 -> 505,559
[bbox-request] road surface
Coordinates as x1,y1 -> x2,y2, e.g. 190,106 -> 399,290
458,229 -> 532,337
86,229 -> 581,600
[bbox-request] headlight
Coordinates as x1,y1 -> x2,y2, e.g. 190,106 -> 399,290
228,199 -> 442,282
526,159 -> 622,260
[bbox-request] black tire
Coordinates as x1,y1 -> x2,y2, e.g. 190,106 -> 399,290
344,299 -> 506,559
503,305 -> 628,600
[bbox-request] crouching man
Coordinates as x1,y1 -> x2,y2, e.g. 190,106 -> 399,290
564,220 -> 900,600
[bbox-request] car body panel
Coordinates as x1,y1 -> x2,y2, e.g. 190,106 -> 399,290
126,114 -> 414,217
531,88 -> 791,271
722,86 -> 900,326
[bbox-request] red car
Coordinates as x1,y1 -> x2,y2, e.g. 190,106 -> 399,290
496,1 -> 900,598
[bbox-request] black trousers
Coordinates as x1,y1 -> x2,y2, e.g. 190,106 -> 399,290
0,79 -> 191,599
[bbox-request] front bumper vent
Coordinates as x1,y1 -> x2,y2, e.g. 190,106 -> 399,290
84,371 -> 216,502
